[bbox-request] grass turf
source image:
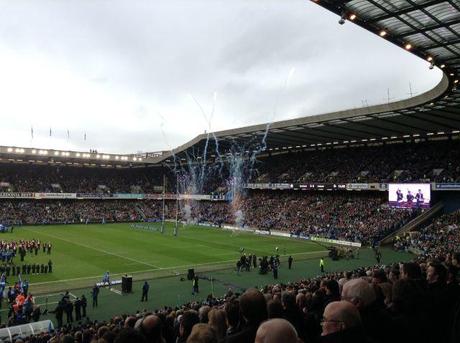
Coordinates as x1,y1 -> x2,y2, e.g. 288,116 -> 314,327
0,223 -> 414,325
7,222 -> 327,292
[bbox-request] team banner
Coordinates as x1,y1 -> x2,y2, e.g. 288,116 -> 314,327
346,183 -> 369,190
434,183 -> 460,190
76,193 -> 112,199
310,236 -> 362,247
112,193 -> 145,199
34,192 -> 77,199
0,192 -> 35,199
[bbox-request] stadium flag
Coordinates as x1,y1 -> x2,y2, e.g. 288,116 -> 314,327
49,128 -> 52,137
67,129 -> 70,139
30,126 -> 34,139
84,132 -> 87,141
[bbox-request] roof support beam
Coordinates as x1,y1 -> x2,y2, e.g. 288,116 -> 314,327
369,0 -> 446,22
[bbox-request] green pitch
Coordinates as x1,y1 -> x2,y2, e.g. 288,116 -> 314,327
8,222 -> 327,293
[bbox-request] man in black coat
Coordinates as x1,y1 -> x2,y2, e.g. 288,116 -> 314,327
74,297 -> 82,321
288,256 -> 293,269
81,294 -> 87,317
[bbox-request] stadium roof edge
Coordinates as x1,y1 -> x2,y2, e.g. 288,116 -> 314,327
150,0 -> 460,163
152,73 -> 451,163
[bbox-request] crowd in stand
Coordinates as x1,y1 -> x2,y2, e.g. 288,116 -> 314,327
0,200 -> 146,225
0,190 -> 414,244
254,139 -> 460,184
0,165 -> 168,194
238,191 -> 415,245
394,209 -> 460,259
1,140 -> 460,196
4,251 -> 459,343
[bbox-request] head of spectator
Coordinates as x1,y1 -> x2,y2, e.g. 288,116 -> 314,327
198,305 -> 211,323
341,278 -> 376,311
135,314 -> 164,343
255,318 -> 300,343
208,308 -> 227,341
267,299 -> 284,319
321,301 -> 362,337
295,293 -> 306,311
124,316 -> 137,328
224,299 -> 240,335
179,310 -> 200,342
324,279 -> 340,300
239,288 -> 268,327
186,323 -> 217,343
281,292 -> 297,311
372,269 -> 388,284
426,262 -> 447,284
401,262 -> 422,280
389,267 -> 400,284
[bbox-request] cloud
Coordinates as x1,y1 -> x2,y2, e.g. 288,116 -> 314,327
0,0 -> 442,153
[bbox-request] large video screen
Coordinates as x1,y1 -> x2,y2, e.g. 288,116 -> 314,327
388,183 -> 431,209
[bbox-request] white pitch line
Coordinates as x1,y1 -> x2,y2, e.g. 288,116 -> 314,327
30,249 -> 328,286
24,228 -> 162,270
35,292 -> 66,298
109,288 -> 122,296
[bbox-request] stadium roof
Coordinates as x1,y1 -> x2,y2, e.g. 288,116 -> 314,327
1,0 -> 459,167
153,0 -> 460,164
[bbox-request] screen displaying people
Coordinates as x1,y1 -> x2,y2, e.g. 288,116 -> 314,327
388,183 -> 430,209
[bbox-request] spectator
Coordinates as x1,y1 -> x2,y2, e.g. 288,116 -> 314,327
255,318 -> 300,343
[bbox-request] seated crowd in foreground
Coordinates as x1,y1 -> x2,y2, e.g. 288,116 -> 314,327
6,252 -> 460,343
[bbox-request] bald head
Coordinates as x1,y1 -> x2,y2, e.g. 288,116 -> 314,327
341,278 -> 376,309
135,314 -> 163,342
322,301 -> 362,336
255,319 -> 299,343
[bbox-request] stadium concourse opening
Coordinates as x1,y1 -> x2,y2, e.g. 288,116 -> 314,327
0,0 -> 459,342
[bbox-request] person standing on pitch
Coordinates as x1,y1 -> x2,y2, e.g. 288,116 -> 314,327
288,256 -> 293,270
320,258 -> 325,273
81,294 -> 87,317
92,284 -> 99,308
141,281 -> 149,302
192,275 -> 199,295
273,260 -> 279,280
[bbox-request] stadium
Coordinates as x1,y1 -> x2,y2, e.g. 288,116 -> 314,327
0,0 -> 459,342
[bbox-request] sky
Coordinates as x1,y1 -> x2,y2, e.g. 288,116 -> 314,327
0,0 -> 443,154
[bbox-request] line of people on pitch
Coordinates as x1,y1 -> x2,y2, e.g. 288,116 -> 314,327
236,253 -> 290,280
51,291 -> 88,328
0,260 -> 53,277
236,253 -> 257,273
